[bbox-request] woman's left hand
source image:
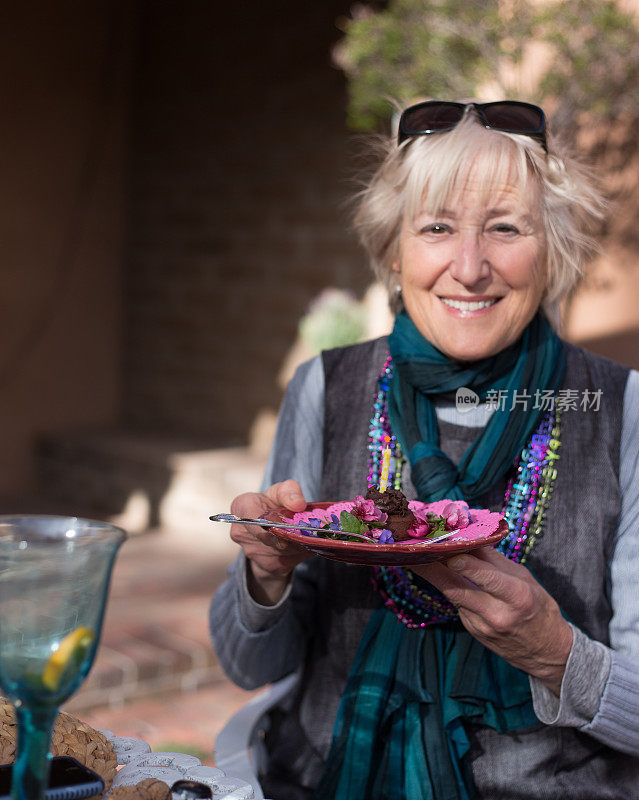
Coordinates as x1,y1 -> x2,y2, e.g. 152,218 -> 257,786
412,547 -> 573,696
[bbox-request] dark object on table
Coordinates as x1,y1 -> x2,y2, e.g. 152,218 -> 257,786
0,698 -> 118,792
170,780 -> 212,800
0,756 -> 104,800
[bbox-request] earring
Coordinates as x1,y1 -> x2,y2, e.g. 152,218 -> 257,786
392,282 -> 404,311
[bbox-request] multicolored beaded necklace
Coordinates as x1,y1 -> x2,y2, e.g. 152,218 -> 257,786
368,355 -> 562,629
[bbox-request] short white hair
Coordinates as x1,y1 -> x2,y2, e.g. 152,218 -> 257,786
354,112 -> 606,325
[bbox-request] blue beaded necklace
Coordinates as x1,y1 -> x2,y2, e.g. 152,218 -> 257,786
368,355 -> 562,628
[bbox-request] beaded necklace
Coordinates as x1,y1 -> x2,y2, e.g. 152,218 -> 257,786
368,355 -> 562,629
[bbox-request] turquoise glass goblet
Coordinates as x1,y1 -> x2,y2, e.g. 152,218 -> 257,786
0,515 -> 127,800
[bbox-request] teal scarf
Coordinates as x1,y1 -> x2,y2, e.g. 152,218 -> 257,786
316,609 -> 538,800
315,313 -> 566,800
387,311 -> 566,503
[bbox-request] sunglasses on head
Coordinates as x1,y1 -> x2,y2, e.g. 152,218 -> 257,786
397,100 -> 548,152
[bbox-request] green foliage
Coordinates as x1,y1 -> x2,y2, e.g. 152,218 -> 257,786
339,511 -> 368,534
153,742 -> 210,762
298,289 -> 367,354
531,0 -> 639,138
334,0 -> 639,149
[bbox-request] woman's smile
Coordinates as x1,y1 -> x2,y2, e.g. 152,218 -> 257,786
438,295 -> 501,315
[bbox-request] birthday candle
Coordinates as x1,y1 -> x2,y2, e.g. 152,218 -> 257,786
379,436 -> 391,493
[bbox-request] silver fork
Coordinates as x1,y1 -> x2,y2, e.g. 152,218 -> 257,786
209,513 -> 376,542
209,514 -> 460,545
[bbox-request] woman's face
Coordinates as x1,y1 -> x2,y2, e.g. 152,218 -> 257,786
393,173 -> 547,362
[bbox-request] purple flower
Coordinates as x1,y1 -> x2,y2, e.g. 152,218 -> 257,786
308,518 -> 322,528
328,513 -> 341,531
352,495 -> 388,523
372,527 -> 394,543
442,501 -> 470,530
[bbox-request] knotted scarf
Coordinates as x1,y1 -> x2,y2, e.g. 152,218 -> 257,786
315,311 -> 566,800
387,310 -> 566,504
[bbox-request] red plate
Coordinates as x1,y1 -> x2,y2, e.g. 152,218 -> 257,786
262,501 -> 508,566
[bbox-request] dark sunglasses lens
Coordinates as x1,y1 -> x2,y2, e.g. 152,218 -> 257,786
403,103 -> 465,133
482,103 -> 543,132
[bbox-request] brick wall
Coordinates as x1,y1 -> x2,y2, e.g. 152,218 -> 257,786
123,0 -> 372,441
0,1 -> 131,497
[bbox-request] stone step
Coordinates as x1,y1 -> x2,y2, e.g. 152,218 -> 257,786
35,429 -> 268,550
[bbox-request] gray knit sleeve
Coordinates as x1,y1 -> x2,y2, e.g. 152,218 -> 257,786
209,552 -> 320,689
209,357 -> 326,688
578,367 -> 639,752
260,355 -> 325,498
531,368 -> 639,755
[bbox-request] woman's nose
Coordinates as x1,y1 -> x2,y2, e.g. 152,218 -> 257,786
448,233 -> 491,286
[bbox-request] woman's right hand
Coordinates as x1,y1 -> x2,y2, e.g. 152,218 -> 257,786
230,479 -> 313,606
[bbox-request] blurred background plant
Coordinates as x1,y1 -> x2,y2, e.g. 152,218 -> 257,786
334,0 -> 528,131
333,0 -> 639,149
298,288 -> 368,354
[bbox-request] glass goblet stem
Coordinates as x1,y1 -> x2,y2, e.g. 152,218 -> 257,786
12,703 -> 58,800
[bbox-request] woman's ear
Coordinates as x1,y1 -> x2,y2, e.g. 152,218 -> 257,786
392,259 -> 401,274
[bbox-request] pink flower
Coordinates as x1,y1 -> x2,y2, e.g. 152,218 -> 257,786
442,501 -> 470,530
352,495 -> 388,523
411,505 -> 432,525
405,520 -> 432,538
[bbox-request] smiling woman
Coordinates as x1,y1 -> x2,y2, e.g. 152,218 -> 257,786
210,101 -> 639,800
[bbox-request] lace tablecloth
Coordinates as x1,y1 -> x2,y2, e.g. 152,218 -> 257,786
101,732 -> 255,800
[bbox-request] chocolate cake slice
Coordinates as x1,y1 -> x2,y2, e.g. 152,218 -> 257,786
365,486 -> 415,541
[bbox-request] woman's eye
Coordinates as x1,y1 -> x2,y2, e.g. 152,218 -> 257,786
420,223 -> 450,235
491,223 -> 520,235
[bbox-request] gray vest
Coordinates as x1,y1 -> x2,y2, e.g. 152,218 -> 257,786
265,337 -> 638,800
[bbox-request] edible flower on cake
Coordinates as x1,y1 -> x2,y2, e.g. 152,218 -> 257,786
352,495 -> 388,523
407,499 -> 471,538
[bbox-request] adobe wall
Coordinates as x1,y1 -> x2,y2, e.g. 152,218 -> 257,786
0,2 -> 131,497
122,0 -> 369,442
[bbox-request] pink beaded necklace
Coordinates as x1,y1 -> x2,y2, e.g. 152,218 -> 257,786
368,355 -> 562,628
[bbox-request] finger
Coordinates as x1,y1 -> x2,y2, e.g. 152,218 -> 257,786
411,562 -> 473,598
262,531 -> 309,555
230,484 -> 308,550
230,481 -> 307,521
413,560 -> 509,618
231,518 -> 311,557
471,546 -> 535,580
235,529 -> 310,566
235,527 -> 284,551
231,523 -> 302,553
231,491 -> 273,520
445,553 -> 529,604
264,480 -> 307,512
